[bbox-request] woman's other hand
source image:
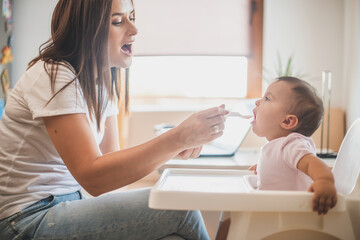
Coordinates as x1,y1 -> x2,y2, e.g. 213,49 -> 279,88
175,146 -> 203,159
172,105 -> 228,149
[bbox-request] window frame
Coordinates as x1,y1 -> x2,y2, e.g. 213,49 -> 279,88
247,0 -> 263,98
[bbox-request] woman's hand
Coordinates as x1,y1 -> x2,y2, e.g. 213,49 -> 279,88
175,146 -> 203,159
172,105 -> 228,149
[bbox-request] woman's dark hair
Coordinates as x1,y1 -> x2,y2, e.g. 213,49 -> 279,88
29,0 -> 129,130
277,76 -> 324,137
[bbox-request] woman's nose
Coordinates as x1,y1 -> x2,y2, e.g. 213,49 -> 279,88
129,22 -> 138,36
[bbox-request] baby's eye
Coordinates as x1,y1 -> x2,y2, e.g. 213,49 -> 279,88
264,96 -> 270,101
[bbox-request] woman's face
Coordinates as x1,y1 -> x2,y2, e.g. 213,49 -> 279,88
109,0 -> 138,68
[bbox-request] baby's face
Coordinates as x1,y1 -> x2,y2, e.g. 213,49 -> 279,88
251,81 -> 294,141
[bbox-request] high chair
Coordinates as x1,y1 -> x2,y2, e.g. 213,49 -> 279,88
149,118 -> 360,240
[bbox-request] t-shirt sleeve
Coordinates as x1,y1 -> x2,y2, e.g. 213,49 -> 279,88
281,133 -> 317,169
25,64 -> 87,120
106,98 -> 119,117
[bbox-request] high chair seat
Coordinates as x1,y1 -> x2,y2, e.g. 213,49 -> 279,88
149,118 -> 360,240
149,169 -> 351,240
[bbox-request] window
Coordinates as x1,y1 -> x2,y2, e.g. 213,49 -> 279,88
128,0 -> 263,106
129,56 -> 248,99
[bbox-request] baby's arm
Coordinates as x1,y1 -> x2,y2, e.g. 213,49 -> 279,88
297,154 -> 337,214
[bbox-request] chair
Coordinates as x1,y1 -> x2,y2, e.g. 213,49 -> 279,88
149,118 -> 360,240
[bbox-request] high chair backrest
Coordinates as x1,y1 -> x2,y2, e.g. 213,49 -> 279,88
332,118 -> 360,195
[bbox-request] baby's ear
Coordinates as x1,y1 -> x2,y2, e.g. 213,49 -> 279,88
280,114 -> 298,130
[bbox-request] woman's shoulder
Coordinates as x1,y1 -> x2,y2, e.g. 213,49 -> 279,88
27,60 -> 75,77
44,60 -> 76,78
20,60 -> 79,95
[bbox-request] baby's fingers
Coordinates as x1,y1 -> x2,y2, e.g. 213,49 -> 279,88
315,196 -> 333,215
248,164 -> 257,174
331,195 -> 337,208
312,194 -> 325,214
317,196 -> 327,214
322,197 -> 334,215
312,194 -> 319,212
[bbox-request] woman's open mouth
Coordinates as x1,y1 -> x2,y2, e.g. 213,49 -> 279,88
121,43 -> 132,56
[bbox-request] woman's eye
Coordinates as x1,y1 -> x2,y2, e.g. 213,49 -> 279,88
112,21 -> 122,26
130,13 -> 136,22
112,18 -> 122,26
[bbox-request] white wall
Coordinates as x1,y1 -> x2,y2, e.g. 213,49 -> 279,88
343,0 -> 360,127
263,0 -> 344,107
263,0 -> 359,129
10,0 -> 57,86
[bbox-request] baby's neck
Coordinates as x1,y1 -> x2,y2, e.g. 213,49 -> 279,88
266,131 -> 292,141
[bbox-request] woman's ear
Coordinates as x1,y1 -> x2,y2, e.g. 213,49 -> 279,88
280,114 -> 298,130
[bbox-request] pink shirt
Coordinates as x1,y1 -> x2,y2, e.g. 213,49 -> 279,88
257,132 -> 315,191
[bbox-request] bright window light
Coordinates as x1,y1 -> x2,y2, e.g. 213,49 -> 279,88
129,56 -> 248,99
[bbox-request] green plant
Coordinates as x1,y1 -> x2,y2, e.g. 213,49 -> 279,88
263,52 -> 307,84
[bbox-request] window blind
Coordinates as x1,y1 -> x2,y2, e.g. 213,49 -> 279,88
133,0 -> 251,56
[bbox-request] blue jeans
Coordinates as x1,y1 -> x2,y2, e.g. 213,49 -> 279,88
0,188 -> 209,240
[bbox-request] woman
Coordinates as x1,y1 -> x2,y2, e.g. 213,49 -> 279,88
0,0 -> 227,239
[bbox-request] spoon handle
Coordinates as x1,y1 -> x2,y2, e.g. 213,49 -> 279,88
227,112 -> 253,119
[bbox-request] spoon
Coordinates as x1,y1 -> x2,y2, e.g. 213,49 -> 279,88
227,111 -> 253,119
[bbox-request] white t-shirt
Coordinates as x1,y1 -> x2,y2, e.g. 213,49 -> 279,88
0,60 -> 118,220
257,132 -> 314,191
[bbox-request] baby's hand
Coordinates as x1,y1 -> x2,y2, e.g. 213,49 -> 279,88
248,164 -> 257,175
308,179 -> 337,215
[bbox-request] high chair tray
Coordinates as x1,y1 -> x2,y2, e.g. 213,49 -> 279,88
149,168 -> 346,212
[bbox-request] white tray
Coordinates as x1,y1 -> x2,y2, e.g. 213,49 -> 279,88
149,168 -> 346,212
158,150 -> 261,172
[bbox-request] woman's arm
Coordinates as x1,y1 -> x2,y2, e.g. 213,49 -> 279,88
99,115 -> 121,154
43,106 -> 227,196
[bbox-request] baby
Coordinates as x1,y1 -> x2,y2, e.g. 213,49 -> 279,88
250,76 -> 337,214
216,77 -> 337,240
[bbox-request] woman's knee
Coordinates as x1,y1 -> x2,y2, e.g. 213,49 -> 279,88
183,210 -> 205,225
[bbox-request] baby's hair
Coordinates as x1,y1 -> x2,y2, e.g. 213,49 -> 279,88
276,76 -> 324,137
